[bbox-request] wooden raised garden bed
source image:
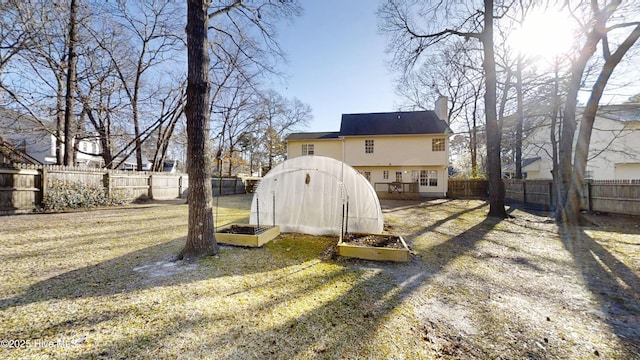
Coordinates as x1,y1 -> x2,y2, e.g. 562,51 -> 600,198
337,233 -> 410,262
215,224 -> 280,247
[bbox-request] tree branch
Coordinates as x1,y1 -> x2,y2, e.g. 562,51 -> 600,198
208,0 -> 243,20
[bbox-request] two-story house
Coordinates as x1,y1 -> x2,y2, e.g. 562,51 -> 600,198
286,98 -> 452,197
519,104 -> 640,180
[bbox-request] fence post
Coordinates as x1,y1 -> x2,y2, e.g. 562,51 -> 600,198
587,180 -> 593,212
103,172 -> 111,198
548,181 -> 554,210
41,166 -> 47,202
149,174 -> 154,200
522,180 -> 527,204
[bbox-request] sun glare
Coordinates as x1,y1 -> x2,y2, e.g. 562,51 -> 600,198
510,8 -> 575,61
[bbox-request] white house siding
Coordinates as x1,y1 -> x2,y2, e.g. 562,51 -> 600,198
342,135 -> 448,167
287,139 -> 343,160
523,110 -> 640,180
615,163 -> 640,180
522,159 -> 553,180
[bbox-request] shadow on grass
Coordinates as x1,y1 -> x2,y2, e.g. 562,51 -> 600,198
406,201 -> 489,241
3,199 -> 506,358
61,214 -> 504,359
0,233 -> 318,312
560,225 -> 640,355
381,198 -> 454,213
0,238 -> 177,311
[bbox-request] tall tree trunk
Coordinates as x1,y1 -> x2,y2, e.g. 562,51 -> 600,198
515,55 -> 523,179
565,23 -> 640,224
56,79 -> 65,164
180,0 -> 217,260
63,0 -> 78,166
482,0 -> 506,218
550,60 -> 561,210
133,102 -> 143,170
470,92 -> 478,177
556,1 -> 620,223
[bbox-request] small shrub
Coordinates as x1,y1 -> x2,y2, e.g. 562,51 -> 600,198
41,179 -> 127,211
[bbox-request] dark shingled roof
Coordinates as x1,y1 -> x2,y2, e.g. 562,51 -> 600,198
286,132 -> 340,140
286,111 -> 451,141
339,111 -> 450,136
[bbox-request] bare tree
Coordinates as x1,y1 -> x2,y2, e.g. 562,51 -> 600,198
255,90 -> 311,172
2,1 -> 74,164
62,0 -> 79,166
180,0 -> 302,260
215,82 -> 259,176
558,0 -> 640,224
150,83 -> 186,172
89,0 -> 184,170
181,0 -> 217,260
380,0 -> 509,217
0,1 -> 32,79
397,39 -> 488,178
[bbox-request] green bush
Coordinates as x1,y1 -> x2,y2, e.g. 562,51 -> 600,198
41,179 -> 126,211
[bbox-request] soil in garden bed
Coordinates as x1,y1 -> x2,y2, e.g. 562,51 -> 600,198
218,225 -> 269,235
343,233 -> 405,249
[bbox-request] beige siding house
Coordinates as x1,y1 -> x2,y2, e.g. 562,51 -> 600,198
286,104 -> 452,197
519,104 -> 640,180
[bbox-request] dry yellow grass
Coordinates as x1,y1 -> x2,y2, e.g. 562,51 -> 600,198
0,195 -> 638,359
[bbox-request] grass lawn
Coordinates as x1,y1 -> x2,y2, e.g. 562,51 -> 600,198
0,194 -> 638,359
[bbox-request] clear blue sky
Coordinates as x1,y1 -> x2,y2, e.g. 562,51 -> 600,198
274,0 -> 400,132
272,1 -> 639,134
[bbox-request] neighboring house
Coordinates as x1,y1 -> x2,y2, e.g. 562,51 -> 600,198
502,157 -> 542,179
117,156 -> 179,173
519,104 -> 640,180
0,107 -> 103,167
286,98 -> 452,197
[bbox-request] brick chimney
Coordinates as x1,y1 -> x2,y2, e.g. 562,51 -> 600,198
434,96 -> 448,123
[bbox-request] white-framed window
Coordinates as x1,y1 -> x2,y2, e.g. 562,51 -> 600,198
364,171 -> 371,182
419,170 -> 428,186
428,170 -> 438,186
301,144 -> 314,155
432,138 -> 445,152
383,170 -> 389,180
419,170 -> 438,187
395,171 -> 402,182
411,170 -> 419,182
365,139 -> 374,154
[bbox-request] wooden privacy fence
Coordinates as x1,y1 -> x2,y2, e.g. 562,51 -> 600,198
1,164 -> 252,214
503,179 -> 640,216
0,167 -> 39,215
212,177 -> 246,196
586,179 -> 640,215
0,165 -> 194,215
448,179 -> 640,216
447,179 -> 489,198
503,179 -> 555,208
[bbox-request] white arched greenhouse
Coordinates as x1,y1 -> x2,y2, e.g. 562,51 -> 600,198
249,156 -> 383,236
